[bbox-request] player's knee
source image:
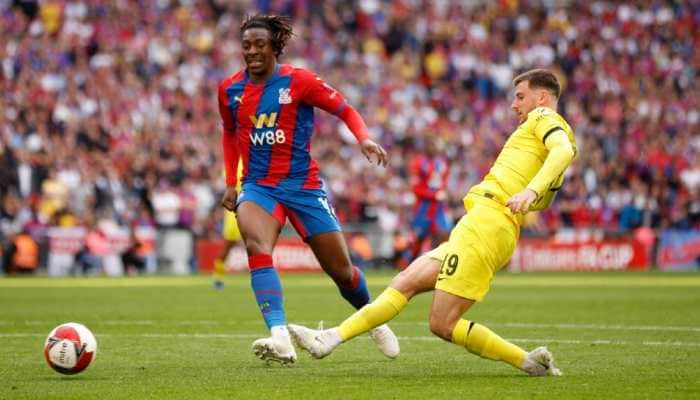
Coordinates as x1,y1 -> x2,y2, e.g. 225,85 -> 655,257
327,264 -> 354,287
390,270 -> 417,298
428,315 -> 453,341
243,238 -> 272,256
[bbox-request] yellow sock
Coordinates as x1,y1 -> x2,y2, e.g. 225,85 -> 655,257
213,259 -> 225,279
451,319 -> 526,368
338,287 -> 408,341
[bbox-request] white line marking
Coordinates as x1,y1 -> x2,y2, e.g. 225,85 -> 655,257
492,322 -> 700,332
141,333 -> 258,339
3,333 -> 700,347
8,320 -> 700,332
642,341 -> 700,347
387,321 -> 700,333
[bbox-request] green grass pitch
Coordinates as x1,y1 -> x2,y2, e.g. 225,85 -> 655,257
1,272 -> 699,399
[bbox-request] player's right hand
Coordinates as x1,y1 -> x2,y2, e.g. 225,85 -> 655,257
506,188 -> 537,214
221,186 -> 238,211
360,138 -> 388,167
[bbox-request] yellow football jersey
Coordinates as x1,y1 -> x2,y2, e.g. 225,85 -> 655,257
467,106 -> 577,215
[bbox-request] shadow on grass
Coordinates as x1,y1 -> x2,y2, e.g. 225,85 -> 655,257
243,361 -> 541,380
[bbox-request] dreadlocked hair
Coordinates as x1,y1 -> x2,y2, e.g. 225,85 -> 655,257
240,14 -> 294,57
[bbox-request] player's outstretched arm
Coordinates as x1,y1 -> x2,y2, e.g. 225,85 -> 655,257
335,102 -> 388,167
301,70 -> 388,166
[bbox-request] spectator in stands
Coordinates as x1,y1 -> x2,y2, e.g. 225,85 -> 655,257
0,0 -> 698,271
1,228 -> 39,274
121,231 -> 146,275
74,215 -> 107,275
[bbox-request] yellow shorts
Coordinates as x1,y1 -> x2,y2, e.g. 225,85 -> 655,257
222,209 -> 242,242
428,200 -> 518,302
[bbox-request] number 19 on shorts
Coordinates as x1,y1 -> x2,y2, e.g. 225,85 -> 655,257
440,254 -> 459,276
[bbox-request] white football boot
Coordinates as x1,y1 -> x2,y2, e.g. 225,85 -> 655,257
369,324 -> 400,359
289,322 -> 400,359
251,326 -> 297,365
288,323 -> 339,359
520,346 -> 562,376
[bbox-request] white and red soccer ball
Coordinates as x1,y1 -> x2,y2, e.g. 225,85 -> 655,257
44,322 -> 97,375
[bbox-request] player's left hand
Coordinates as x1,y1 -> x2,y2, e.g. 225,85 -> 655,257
506,188 -> 538,214
359,138 -> 388,167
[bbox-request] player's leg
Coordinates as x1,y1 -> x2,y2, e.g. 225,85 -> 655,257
237,201 -> 285,328
289,253 -> 441,359
429,289 -> 559,375
336,252 -> 441,340
284,190 -> 399,358
213,209 -> 241,290
304,227 -> 401,357
306,231 -> 370,310
212,240 -> 232,290
430,206 -> 560,375
430,288 -> 527,364
430,203 -> 452,248
236,191 -> 295,364
279,189 -> 395,357
404,233 -> 427,267
400,201 -> 430,268
280,189 -> 371,311
430,208 -> 526,368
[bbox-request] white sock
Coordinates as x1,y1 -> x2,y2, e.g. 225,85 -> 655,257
325,328 -> 343,347
271,325 -> 291,341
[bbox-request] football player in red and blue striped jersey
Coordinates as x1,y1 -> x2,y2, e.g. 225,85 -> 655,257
218,14 -> 398,364
399,139 -> 453,268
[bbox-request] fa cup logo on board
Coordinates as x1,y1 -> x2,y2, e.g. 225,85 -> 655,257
278,88 -> 292,104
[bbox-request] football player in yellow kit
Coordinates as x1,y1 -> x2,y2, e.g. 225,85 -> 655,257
289,69 -> 577,376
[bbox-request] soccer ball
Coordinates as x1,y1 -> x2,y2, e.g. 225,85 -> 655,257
44,322 -> 97,375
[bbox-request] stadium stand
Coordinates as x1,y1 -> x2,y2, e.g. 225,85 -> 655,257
1,0 -> 698,274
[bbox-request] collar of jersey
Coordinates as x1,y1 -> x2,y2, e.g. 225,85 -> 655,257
244,63 -> 281,85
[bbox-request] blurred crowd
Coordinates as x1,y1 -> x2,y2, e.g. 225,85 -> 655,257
1,0 -> 699,272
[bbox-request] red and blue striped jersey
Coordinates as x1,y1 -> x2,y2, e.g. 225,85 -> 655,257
218,64 -> 362,190
411,155 -> 449,202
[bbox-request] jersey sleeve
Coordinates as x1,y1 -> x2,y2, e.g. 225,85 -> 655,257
526,130 -> 575,207
299,69 -> 369,142
299,70 -> 347,114
218,82 -> 236,134
218,82 -> 239,187
531,107 -> 565,145
522,107 -> 577,210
